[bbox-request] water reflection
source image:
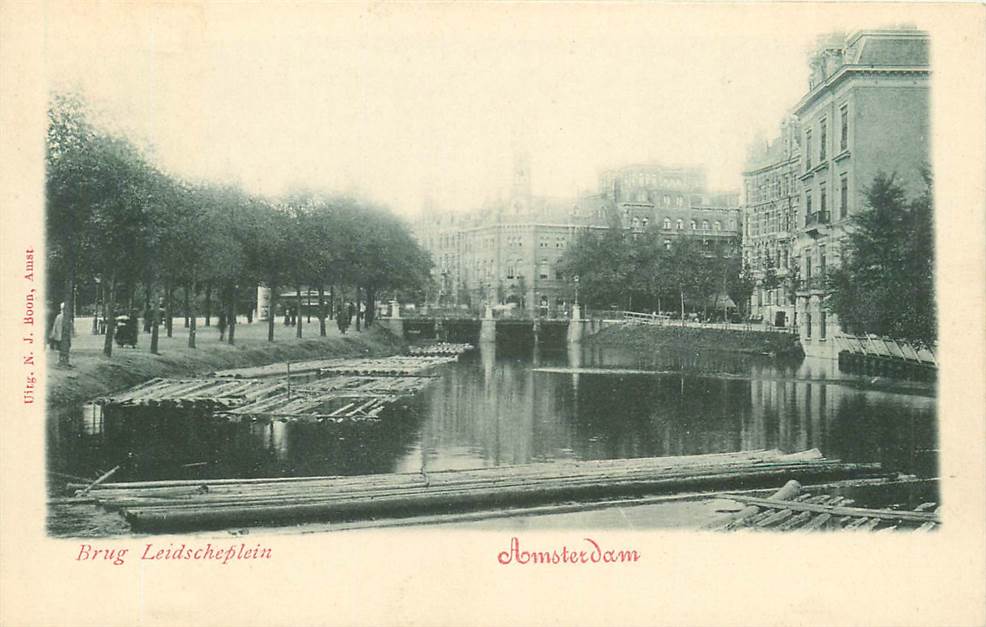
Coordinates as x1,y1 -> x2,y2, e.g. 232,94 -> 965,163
392,344 -> 937,476
47,343 -> 937,489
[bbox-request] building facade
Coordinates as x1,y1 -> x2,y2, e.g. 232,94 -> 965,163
777,28 -> 929,358
742,116 -> 802,326
414,161 -> 741,316
596,164 -> 741,253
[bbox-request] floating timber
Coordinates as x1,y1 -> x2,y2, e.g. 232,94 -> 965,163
316,356 -> 457,377
408,343 -> 474,357
212,355 -> 457,379
71,448 -> 888,532
219,375 -> 436,422
98,377 -> 286,410
706,479 -> 940,532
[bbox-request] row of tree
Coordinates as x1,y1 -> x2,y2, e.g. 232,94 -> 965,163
556,226 -> 755,320
46,92 -> 432,365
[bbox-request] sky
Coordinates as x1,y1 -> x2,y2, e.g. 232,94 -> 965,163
43,3 -> 915,218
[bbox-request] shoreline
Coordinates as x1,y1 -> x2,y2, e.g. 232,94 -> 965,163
45,321 -> 404,411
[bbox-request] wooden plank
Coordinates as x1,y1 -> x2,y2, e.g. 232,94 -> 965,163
706,479 -> 801,530
802,513 -> 831,530
725,495 -> 939,524
776,511 -> 813,531
120,464 -> 884,532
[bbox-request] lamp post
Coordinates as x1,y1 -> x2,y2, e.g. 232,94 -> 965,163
92,275 -> 101,335
573,275 -> 581,320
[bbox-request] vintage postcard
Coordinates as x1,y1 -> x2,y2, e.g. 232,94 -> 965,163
1,2 -> 984,626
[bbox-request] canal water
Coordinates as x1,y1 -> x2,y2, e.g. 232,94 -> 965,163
48,344 -> 938,492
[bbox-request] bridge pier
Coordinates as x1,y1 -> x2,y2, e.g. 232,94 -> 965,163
382,300 -> 405,338
566,305 -> 584,343
384,318 -> 405,339
479,304 -> 496,344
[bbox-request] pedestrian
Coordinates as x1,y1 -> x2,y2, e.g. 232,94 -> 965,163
336,304 -> 349,334
49,303 -> 65,351
217,311 -> 227,341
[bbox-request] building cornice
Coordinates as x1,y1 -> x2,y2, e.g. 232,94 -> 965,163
794,65 -> 930,115
742,156 -> 800,177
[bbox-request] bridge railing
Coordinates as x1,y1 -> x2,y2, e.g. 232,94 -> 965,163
610,310 -> 798,334
835,334 -> 937,366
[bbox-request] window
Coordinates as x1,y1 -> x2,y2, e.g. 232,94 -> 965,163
713,221 -> 721,231
819,182 -> 827,214
806,313 -> 812,338
506,262 -> 515,279
664,240 -> 672,250
819,246 -> 827,277
819,118 -> 827,161
676,219 -> 684,230
806,255 -> 812,279
805,130 -> 812,170
820,311 -> 827,339
690,220 -> 697,230
839,174 -> 848,220
663,217 -> 672,230
642,217 -> 649,228
806,190 -> 812,218
702,220 -> 710,230
840,104 -> 849,151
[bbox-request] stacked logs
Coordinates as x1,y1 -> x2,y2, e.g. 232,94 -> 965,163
706,480 -> 940,532
75,449 -> 888,532
408,343 -> 474,357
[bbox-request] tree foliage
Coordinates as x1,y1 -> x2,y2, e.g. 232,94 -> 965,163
45,91 -> 432,362
825,172 -> 935,343
557,226 -> 747,317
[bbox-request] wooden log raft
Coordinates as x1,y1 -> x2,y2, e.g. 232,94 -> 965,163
79,449 -> 886,532
710,487 -> 940,532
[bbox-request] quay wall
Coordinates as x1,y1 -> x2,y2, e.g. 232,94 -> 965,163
586,323 -> 804,357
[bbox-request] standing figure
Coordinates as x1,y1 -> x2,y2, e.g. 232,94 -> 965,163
335,304 -> 349,334
49,303 -> 65,351
217,311 -> 227,341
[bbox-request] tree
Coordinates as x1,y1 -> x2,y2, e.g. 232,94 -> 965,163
727,261 -> 757,321
825,171 -> 935,343
557,228 -> 632,310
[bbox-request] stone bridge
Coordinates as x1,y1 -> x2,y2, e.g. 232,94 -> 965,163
380,305 -> 611,347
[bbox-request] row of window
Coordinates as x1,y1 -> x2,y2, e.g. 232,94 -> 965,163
805,103 -> 850,171
655,217 -> 730,232
805,173 -> 850,222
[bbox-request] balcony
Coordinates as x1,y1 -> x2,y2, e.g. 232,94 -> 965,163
797,275 -> 827,293
805,211 -> 831,226
803,210 -> 831,237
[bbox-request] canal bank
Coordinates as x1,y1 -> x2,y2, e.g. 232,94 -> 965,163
45,323 -> 404,410
586,323 -> 805,357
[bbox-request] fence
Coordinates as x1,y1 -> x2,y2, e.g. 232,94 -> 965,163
608,310 -> 797,334
835,334 -> 937,367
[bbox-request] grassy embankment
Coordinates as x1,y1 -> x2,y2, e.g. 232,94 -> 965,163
588,323 -> 804,357
46,317 -> 404,408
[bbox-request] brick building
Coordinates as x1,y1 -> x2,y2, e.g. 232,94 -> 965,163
414,160 -> 741,315
741,116 -> 802,326
792,28 -> 930,358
